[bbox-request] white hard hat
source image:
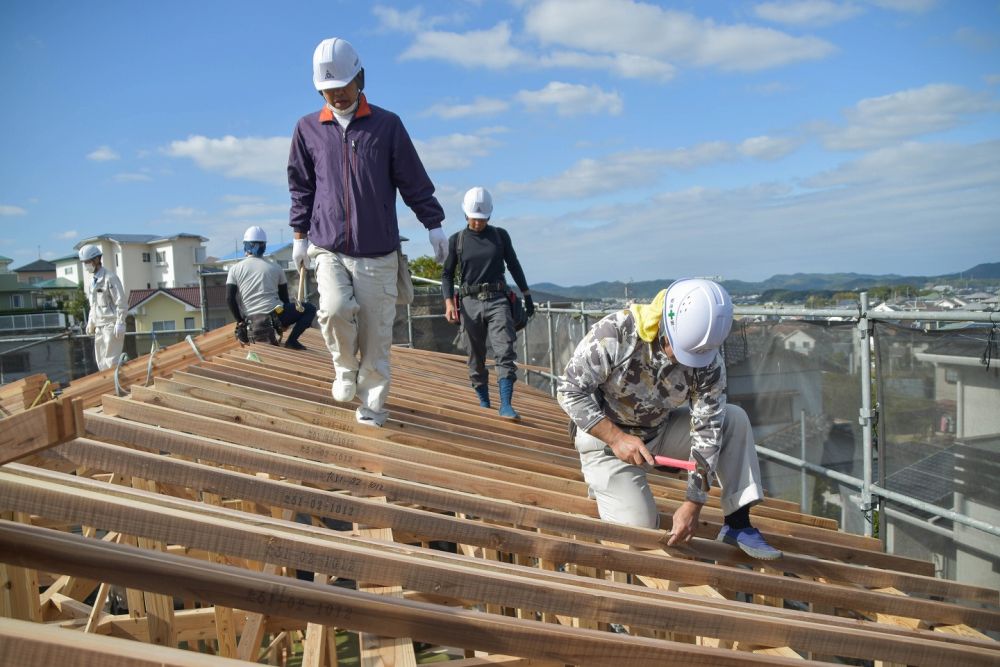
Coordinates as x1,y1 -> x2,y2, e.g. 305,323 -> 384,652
462,187 -> 493,220
313,38 -> 362,91
78,244 -> 102,262
243,226 -> 267,243
662,279 -> 734,368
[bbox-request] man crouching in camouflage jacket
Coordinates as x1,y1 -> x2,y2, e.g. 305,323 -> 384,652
557,279 -> 781,560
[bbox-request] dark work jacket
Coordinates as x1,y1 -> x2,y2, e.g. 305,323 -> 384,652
440,226 -> 529,299
287,94 -> 445,257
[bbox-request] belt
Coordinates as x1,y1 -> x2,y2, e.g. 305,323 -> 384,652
460,281 -> 507,298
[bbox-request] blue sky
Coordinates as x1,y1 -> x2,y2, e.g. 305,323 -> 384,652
2,0 -> 998,285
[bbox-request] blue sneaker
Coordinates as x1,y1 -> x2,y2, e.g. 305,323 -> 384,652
718,525 -> 782,561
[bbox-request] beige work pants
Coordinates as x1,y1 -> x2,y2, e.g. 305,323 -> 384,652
575,404 -> 764,529
309,244 -> 398,424
94,322 -> 124,372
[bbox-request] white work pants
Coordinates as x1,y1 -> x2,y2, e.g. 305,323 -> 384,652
94,322 -> 124,371
309,245 -> 397,423
575,404 -> 764,529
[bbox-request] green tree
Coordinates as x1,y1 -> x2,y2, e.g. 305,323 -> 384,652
67,286 -> 88,323
408,255 -> 443,280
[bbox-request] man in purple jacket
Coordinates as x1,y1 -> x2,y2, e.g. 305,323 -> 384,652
288,37 -> 448,427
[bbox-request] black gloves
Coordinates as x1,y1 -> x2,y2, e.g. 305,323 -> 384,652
235,320 -> 249,345
524,294 -> 535,318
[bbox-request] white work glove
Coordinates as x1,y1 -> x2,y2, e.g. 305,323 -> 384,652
292,238 -> 310,270
86,320 -> 96,336
114,322 -> 125,338
429,227 -> 448,264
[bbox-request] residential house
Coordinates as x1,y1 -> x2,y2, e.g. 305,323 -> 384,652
127,285 -> 230,335
12,259 -> 55,285
213,242 -> 293,271
73,233 -> 209,290
0,274 -> 77,314
0,255 -> 12,274
887,331 -> 1000,589
52,253 -> 84,286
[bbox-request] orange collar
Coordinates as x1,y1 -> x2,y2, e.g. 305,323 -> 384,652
319,93 -> 371,123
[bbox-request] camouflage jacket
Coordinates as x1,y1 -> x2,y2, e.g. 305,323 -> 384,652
557,309 -> 727,503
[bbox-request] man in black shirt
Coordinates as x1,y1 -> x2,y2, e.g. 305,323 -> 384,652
441,187 -> 533,418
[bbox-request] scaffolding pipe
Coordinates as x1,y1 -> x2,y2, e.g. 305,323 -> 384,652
859,292 -> 875,537
800,410 -> 807,514
756,446 -> 1000,539
546,301 -> 556,396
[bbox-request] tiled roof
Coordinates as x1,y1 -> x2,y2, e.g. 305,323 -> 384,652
215,242 -> 292,262
12,259 -> 55,272
75,232 -> 209,248
128,285 -> 228,310
30,278 -> 79,289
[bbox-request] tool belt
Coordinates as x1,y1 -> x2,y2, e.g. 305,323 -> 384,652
459,281 -> 507,300
245,308 -> 284,346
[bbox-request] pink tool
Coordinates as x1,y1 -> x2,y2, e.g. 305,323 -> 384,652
603,446 -> 695,471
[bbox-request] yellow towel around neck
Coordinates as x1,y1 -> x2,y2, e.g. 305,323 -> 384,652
628,288 -> 667,343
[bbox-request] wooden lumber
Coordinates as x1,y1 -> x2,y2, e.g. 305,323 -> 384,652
0,519 -> 830,667
0,397 -> 81,465
0,617 -> 258,667
98,392 -> 935,577
27,439 -> 1000,630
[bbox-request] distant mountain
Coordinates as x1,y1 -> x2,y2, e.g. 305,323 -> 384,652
533,262 -> 1000,300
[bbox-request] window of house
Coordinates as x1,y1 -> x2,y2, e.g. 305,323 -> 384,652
28,276 -> 40,284
945,368 -> 959,384
183,317 -> 195,329
142,252 -> 151,263
155,251 -> 167,264
64,267 -> 73,275
11,295 -> 23,308
152,320 -> 176,332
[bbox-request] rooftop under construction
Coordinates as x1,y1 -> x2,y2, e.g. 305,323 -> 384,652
0,326 -> 997,666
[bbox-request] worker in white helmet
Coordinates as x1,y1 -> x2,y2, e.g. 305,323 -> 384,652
557,279 -> 782,560
226,226 -> 316,350
441,187 -> 533,419
78,244 -> 127,371
288,37 -> 447,427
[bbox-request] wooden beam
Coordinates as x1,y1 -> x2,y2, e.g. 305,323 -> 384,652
0,520 -> 829,667
0,617 -> 259,667
0,398 -> 81,465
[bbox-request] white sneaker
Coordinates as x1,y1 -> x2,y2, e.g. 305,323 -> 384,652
332,373 -> 357,402
355,407 -> 387,427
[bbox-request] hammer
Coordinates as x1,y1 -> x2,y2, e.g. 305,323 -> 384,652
602,445 -> 710,479
295,266 -> 306,313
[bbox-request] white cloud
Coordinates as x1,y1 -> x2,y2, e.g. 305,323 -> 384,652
413,131 -> 503,171
87,145 -> 120,161
224,203 -> 288,218
540,50 -> 676,81
400,23 -> 530,69
515,82 -> 623,117
869,0 -> 937,12
500,141 -> 735,199
516,139 -> 998,285
164,206 -> 202,217
753,1 -> 863,27
165,135 -> 289,186
373,6 -> 442,32
54,230 -> 77,240
821,83 -> 1000,150
423,96 -> 510,119
739,135 -> 801,160
0,205 -> 27,216
113,172 -> 152,182
524,0 -> 835,72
